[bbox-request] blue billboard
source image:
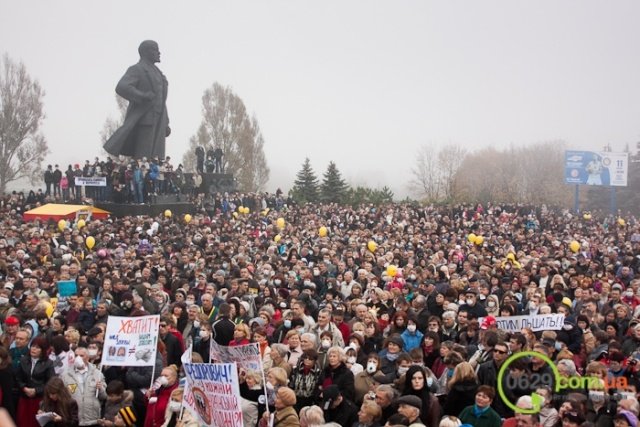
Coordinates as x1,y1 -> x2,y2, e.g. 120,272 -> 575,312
565,151 -> 628,187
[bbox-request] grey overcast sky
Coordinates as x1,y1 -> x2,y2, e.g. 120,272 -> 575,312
2,1 -> 640,197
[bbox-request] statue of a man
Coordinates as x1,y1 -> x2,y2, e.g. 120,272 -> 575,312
104,40 -> 170,160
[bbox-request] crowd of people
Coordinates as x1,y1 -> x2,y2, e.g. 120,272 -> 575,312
0,186 -> 640,427
41,156 -> 193,204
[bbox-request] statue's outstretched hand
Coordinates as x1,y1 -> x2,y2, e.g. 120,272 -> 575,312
165,126 -> 171,137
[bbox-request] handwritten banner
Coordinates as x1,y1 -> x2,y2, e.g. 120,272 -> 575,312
210,342 -> 262,373
183,362 -> 243,427
480,314 -> 565,333
101,315 -> 160,367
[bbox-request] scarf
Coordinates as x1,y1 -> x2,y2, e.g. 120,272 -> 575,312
472,404 -> 490,418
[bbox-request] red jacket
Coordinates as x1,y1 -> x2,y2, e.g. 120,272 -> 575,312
144,382 -> 178,427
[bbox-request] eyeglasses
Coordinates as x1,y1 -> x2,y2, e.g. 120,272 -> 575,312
494,349 -> 508,355
159,324 -> 167,327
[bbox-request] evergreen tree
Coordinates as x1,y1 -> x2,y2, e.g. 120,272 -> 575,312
320,161 -> 349,203
291,158 -> 319,203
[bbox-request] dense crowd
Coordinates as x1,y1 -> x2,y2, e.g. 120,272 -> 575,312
1,190 -> 640,427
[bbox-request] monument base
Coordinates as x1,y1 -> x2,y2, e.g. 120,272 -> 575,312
184,173 -> 236,194
96,196 -> 196,218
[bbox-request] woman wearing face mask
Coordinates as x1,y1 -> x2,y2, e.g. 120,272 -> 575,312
345,346 -> 363,375
485,295 -> 500,317
160,387 -> 198,427
193,317 -> 212,363
354,353 -> 382,404
401,365 -> 441,427
144,365 -> 179,427
272,310 -> 294,344
400,318 -> 423,352
316,331 -> 334,369
321,346 -> 355,403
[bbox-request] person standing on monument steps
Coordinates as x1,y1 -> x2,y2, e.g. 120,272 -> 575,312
104,40 -> 170,160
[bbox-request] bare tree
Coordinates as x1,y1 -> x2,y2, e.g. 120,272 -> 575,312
184,83 -> 269,191
0,54 -> 48,193
409,145 -> 441,201
438,143 -> 467,200
99,95 -> 127,156
451,142 -> 572,206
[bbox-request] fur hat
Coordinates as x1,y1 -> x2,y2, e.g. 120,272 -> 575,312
277,387 -> 296,407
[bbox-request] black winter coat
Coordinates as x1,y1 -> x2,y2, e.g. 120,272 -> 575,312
16,355 -> 55,397
322,362 -> 355,402
443,379 -> 478,417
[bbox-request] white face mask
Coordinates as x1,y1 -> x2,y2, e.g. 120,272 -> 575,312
0,297 -> 8,305
487,301 -> 496,308
398,366 -> 409,376
321,340 -> 331,349
529,302 -> 537,310
466,298 -> 474,305
156,376 -> 169,386
193,320 -> 201,329
266,382 -> 274,390
347,357 -> 356,364
407,324 -> 417,333
199,330 -> 210,339
366,362 -> 377,374
169,401 -> 182,413
87,349 -> 98,357
274,279 -> 282,286
74,355 -> 86,371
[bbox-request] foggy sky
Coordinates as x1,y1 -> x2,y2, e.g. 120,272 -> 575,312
2,1 -> 640,197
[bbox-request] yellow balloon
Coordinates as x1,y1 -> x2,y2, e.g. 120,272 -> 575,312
569,240 -> 580,253
184,214 -> 192,224
468,233 -> 477,243
276,217 -> 285,229
77,219 -> 86,229
386,265 -> 398,277
618,218 -> 626,226
164,209 -> 172,218
238,206 -> 244,213
274,234 -> 282,243
583,213 -> 592,220
243,207 -> 250,214
43,301 -> 54,318
507,253 -> 515,261
474,235 -> 484,246
58,219 -> 66,231
319,226 -> 328,237
86,236 -> 95,250
367,240 -> 377,253
232,212 -> 239,219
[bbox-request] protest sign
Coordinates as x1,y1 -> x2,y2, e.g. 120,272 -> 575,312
75,177 -> 107,187
57,280 -> 77,297
183,362 -> 243,427
210,341 -> 262,372
480,313 -> 565,333
101,315 -> 160,366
